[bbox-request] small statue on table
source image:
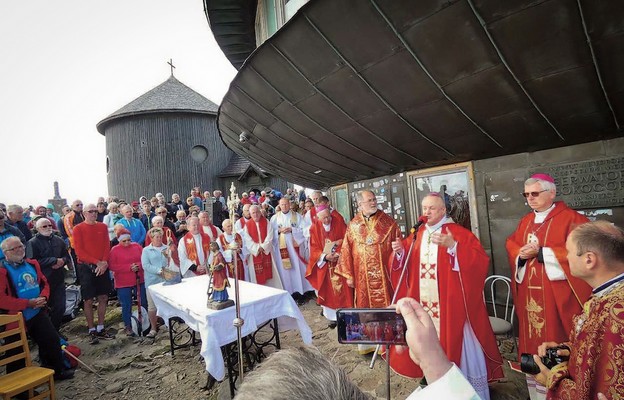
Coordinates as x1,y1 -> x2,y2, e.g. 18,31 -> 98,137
207,241 -> 234,310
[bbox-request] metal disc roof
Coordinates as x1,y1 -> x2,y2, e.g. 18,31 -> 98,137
214,0 -> 623,188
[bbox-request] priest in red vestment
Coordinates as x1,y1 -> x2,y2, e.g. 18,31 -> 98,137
532,221 -> 624,400
506,174 -> 591,400
306,206 -> 353,328
337,190 -> 401,309
387,193 -> 503,400
241,205 -> 283,289
177,216 -> 209,278
199,211 -> 223,242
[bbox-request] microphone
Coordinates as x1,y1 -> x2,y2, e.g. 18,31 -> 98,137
410,216 -> 428,234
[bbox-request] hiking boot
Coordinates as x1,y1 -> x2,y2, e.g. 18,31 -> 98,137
88,331 -> 100,345
96,329 -> 116,340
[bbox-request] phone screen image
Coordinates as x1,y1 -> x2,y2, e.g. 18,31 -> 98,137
336,308 -> 407,345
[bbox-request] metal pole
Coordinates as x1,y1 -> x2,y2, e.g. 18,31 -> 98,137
232,249 -> 245,384
370,235 -> 419,369
386,348 -> 391,400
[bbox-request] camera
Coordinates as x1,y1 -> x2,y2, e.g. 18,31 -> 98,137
520,345 -> 569,375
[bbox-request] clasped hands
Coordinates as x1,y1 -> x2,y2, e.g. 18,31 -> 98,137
519,243 -> 540,260
28,296 -> 47,309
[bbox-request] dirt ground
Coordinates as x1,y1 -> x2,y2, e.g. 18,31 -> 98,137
49,298 -> 529,400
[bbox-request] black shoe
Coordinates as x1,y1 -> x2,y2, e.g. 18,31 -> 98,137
88,331 -> 100,345
328,322 -> 337,329
54,369 -> 75,381
419,377 -> 428,387
96,329 -> 116,340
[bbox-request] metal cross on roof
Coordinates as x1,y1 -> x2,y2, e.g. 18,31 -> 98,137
167,58 -> 176,76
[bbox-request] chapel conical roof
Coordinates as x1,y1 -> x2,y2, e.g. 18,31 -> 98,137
97,74 -> 218,134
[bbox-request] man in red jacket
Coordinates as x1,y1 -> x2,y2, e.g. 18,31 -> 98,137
0,236 -> 74,380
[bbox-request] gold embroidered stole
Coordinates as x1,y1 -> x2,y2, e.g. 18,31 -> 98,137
278,212 -> 298,270
419,227 -> 441,336
523,219 -> 552,340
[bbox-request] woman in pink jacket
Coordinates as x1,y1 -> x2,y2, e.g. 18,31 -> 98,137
109,228 -> 147,336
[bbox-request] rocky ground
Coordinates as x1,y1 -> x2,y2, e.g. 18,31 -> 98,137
47,299 -> 528,400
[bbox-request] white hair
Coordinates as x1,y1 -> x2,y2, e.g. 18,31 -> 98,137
524,177 -> 556,192
235,347 -> 370,400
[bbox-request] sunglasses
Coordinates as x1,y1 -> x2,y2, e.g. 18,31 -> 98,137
86,210 -> 98,214
521,190 -> 548,198
40,225 -> 53,228
157,211 -> 167,214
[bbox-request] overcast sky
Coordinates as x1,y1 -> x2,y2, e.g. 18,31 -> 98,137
0,0 -> 237,207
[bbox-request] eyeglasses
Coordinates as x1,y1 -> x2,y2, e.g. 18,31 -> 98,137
40,225 -> 52,228
5,244 -> 25,252
75,203 -> 83,206
120,239 -> 131,243
157,211 -> 167,214
86,210 -> 98,214
521,190 -> 548,198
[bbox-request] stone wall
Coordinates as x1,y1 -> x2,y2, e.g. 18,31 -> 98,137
474,137 -> 624,278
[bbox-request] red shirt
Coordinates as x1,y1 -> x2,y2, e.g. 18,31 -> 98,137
73,222 -> 110,264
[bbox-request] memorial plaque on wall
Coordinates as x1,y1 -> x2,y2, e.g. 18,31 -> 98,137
348,173 -> 410,235
535,156 -> 624,208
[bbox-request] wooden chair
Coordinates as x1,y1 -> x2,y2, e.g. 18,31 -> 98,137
0,313 -> 55,399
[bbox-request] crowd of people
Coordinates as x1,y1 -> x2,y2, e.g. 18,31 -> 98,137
1,175 -> 623,400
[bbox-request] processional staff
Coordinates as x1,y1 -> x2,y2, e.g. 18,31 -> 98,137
227,182 -> 245,383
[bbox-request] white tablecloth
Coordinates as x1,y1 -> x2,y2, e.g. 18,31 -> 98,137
148,276 -> 312,380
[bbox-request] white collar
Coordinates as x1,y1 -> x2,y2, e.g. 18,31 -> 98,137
426,216 -> 447,232
533,203 -> 555,220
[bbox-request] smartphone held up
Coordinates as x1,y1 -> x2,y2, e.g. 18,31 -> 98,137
336,308 -> 407,345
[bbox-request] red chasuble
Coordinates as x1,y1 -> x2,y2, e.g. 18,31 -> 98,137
336,211 -> 401,308
218,233 -> 245,280
306,216 -> 353,310
547,282 -> 624,399
386,223 -> 504,381
245,218 -> 273,284
506,202 -> 591,358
